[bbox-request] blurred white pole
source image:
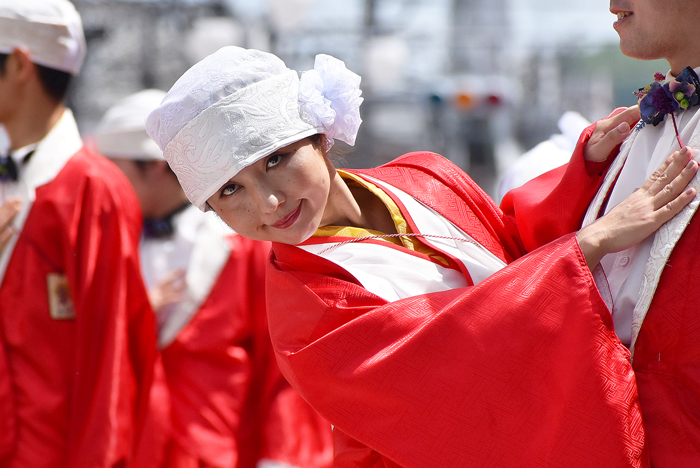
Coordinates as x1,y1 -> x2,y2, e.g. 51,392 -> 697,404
268,0 -> 312,33
185,17 -> 244,64
363,36 -> 410,93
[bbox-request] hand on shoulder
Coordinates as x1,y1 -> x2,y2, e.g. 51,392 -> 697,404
0,198 -> 21,255
577,146 -> 698,268
584,106 -> 640,162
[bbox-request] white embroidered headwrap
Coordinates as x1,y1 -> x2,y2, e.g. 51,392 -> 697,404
145,46 -> 363,211
95,89 -> 166,161
0,0 -> 86,75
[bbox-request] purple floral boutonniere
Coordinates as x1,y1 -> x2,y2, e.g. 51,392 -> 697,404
634,67 -> 700,148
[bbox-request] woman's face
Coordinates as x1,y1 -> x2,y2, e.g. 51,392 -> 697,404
207,138 -> 334,244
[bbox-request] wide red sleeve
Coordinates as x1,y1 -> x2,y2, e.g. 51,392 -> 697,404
499,122 -> 610,251
267,236 -> 648,468
62,154 -> 157,467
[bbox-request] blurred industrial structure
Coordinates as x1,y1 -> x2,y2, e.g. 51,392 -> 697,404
69,0 -> 662,197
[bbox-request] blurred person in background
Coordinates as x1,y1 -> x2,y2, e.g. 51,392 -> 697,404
0,0 -> 157,467
497,111 -> 591,201
94,89 -> 333,468
145,46 -> 699,467
569,2 -> 700,465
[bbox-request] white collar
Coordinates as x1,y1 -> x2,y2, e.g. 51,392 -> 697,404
662,65 -> 700,82
22,108 -> 83,189
8,143 -> 37,165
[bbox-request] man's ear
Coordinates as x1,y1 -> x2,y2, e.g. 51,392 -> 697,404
6,47 -> 37,81
154,160 -> 170,173
154,160 -> 178,180
141,160 -> 169,181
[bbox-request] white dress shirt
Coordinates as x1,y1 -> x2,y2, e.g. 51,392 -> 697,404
597,68 -> 700,345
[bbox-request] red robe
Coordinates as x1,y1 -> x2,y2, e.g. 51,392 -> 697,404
0,147 -> 157,467
150,235 -> 333,468
574,123 -> 700,467
266,150 -> 648,467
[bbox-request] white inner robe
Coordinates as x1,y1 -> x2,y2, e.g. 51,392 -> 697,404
300,174 -> 507,303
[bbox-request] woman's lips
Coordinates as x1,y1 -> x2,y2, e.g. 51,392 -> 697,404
272,202 -> 302,229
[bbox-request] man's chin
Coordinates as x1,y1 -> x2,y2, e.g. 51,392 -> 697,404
619,41 -> 658,61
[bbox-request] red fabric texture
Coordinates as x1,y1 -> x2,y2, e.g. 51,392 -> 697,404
573,126 -> 700,467
139,236 -> 333,468
0,333 -> 14,458
333,428 -> 401,468
266,152 -> 647,467
0,148 -> 157,467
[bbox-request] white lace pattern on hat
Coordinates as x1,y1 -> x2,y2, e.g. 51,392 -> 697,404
164,72 -> 319,210
145,46 -> 363,212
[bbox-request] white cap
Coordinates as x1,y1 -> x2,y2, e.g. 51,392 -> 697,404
95,89 -> 166,161
146,46 -> 363,211
0,0 -> 86,75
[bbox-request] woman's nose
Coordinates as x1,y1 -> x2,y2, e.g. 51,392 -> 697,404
254,184 -> 283,214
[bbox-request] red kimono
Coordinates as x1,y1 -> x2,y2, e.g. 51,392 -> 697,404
0,145 -> 156,467
141,234 -> 333,468
266,150 -> 648,467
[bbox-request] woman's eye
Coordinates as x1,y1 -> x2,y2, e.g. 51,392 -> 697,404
267,154 -> 283,169
221,184 -> 239,197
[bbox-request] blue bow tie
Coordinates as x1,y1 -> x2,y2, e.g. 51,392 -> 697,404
143,203 -> 191,239
0,150 -> 36,182
0,155 -> 18,182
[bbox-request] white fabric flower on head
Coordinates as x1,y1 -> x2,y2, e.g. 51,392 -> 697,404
299,54 -> 363,147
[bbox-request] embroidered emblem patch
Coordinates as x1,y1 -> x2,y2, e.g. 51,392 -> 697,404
46,273 -> 75,320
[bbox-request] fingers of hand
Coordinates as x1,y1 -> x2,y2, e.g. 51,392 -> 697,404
597,106 -> 640,133
606,106 -> 640,127
0,226 -> 16,253
162,289 -> 186,303
645,186 -> 698,233
644,147 -> 694,194
606,107 -> 629,119
0,198 -> 21,231
164,268 -> 186,281
0,199 -> 21,253
652,158 -> 698,211
661,187 -> 697,221
163,269 -> 187,291
585,108 -> 638,162
617,105 -> 640,124
149,278 -> 187,311
599,121 -> 632,149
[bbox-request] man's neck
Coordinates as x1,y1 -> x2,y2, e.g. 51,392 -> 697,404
147,187 -> 191,220
667,55 -> 700,77
4,100 -> 65,151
